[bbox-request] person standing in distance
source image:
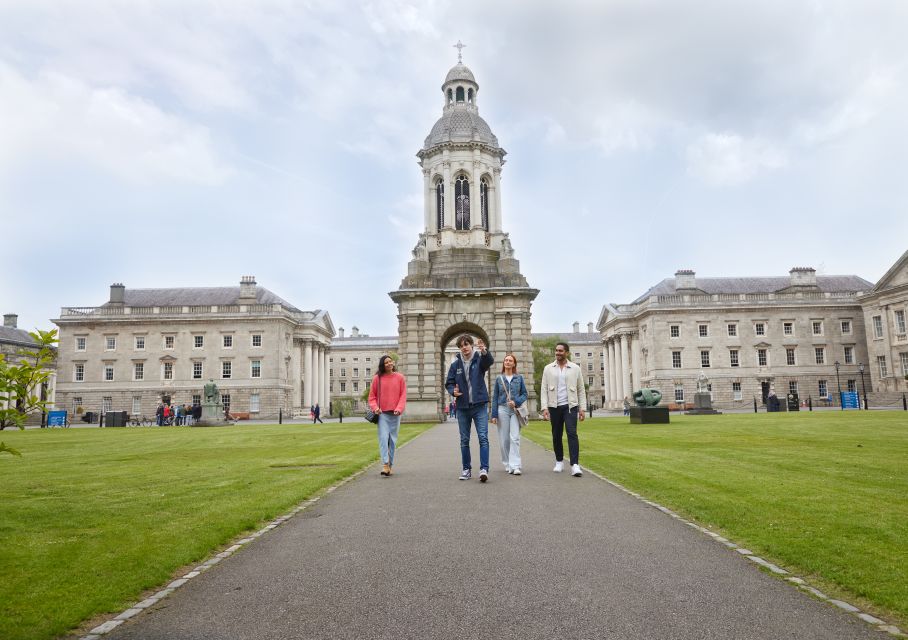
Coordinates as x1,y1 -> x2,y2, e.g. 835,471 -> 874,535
540,342 -> 586,477
446,335 -> 494,482
368,355 -> 407,477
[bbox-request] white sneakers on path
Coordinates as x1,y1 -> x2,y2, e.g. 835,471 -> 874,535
553,461 -> 564,473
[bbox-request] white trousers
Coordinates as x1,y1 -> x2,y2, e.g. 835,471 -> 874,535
496,404 -> 522,470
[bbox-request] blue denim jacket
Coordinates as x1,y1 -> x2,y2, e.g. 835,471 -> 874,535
491,374 -> 528,420
445,349 -> 494,409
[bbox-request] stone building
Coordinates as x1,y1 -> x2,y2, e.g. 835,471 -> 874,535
859,250 -> 908,401
328,326 -> 397,413
52,278 -> 332,420
597,268 -> 874,410
1,313 -> 57,423
532,322 -> 607,409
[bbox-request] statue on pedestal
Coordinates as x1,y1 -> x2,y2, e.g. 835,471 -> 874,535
204,379 -> 219,404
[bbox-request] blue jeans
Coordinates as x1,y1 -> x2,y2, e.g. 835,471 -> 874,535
377,412 -> 401,465
457,403 -> 489,471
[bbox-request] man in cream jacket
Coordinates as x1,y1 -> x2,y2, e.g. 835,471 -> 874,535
539,341 -> 587,477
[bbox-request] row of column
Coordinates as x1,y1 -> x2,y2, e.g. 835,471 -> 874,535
293,340 -> 329,411
603,333 -> 641,408
422,163 -> 503,233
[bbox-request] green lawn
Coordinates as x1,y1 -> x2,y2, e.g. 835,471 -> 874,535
0,422 -> 433,640
524,411 -> 908,626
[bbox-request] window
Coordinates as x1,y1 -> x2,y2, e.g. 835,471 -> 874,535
193,362 -> 203,379
252,334 -> 262,347
340,381 -> 346,393
674,384 -> 684,402
132,396 -> 142,414
587,352 -> 593,357
672,351 -> 682,368
221,394 -> 231,411
700,351 -> 710,368
698,324 -> 709,337
755,323 -> 765,336
732,382 -> 742,400
135,336 -> 145,350
757,349 -> 768,367
104,365 -> 114,381
76,336 -> 86,351
164,335 -> 175,349
163,362 -> 173,380
670,325 -> 680,338
74,363 -> 84,382
812,321 -> 823,336
815,347 -> 825,365
435,178 -> 444,231
340,358 -> 346,363
330,368 -> 334,378
223,335 -> 233,348
729,349 -> 739,367
878,355 -> 888,377
102,397 -> 112,412
353,357 -> 359,362
222,361 -> 232,379
72,397 -> 82,413
846,379 -> 856,392
194,335 -> 204,348
340,368 -> 347,377
786,348 -> 796,365
352,381 -> 359,392
727,324 -> 737,337
192,394 -> 201,405
818,380 -> 828,397
365,357 -> 371,362
587,363 -> 593,371
106,336 -> 117,350
901,353 -> 908,376
896,310 -> 907,335
841,320 -> 852,335
353,367 -> 359,378
251,360 -> 261,378
134,362 -> 144,380
789,381 -> 799,396
588,376 -> 594,387
872,315 -> 883,339
574,352 -> 580,358
844,346 -> 854,365
455,175 -> 470,230
783,322 -> 793,336
365,367 -> 371,377
250,393 -> 260,413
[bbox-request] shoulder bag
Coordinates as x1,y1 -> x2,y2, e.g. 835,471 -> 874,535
500,375 -> 529,427
364,375 -> 381,424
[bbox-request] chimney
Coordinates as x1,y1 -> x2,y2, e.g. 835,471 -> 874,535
675,269 -> 696,290
572,321 -> 580,333
351,326 -> 360,337
3,313 -> 17,329
109,283 -> 125,304
587,322 -> 594,333
338,327 -> 345,339
239,276 -> 257,301
789,267 -> 817,287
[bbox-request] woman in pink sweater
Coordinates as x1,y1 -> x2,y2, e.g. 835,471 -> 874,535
368,355 -> 407,476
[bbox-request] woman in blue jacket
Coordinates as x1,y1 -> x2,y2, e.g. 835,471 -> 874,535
491,353 -> 528,475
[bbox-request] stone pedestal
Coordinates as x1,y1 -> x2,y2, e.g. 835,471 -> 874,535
629,406 -> 670,424
194,402 -> 229,427
686,392 -> 721,415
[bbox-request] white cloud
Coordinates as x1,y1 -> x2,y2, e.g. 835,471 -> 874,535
685,132 -> 788,186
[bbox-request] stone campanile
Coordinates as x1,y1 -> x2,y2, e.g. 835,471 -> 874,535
390,52 -> 538,423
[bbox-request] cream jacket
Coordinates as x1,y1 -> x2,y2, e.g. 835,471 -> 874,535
539,360 -> 587,410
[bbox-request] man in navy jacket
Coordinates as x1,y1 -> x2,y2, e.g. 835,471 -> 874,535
445,334 -> 494,482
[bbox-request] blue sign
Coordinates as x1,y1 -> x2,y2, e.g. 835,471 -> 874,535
840,391 -> 860,409
47,410 -> 68,427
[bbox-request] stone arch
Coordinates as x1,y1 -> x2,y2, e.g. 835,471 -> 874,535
438,320 -> 491,415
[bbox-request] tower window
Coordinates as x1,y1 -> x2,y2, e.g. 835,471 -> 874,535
468,88 -> 474,104
447,88 -> 453,104
456,86 -> 465,102
480,177 -> 489,230
435,178 -> 445,231
455,175 -> 470,230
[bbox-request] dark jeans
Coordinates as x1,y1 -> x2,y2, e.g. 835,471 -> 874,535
549,405 -> 579,465
457,403 -> 489,471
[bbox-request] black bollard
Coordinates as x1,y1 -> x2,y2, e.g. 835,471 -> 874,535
339,411 -> 343,424
279,408 -> 282,424
99,412 -> 104,428
753,397 -> 758,413
808,396 -> 813,411
903,393 -> 907,411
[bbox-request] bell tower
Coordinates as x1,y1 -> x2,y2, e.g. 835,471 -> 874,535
390,50 -> 539,423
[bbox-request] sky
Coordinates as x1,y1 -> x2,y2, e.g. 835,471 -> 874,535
2,0 -> 907,337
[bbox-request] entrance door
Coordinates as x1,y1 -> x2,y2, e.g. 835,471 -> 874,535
760,382 -> 770,404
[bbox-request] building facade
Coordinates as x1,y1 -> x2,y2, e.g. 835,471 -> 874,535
53,278 -> 332,420
1,313 -> 57,423
860,250 -> 908,402
597,268 -> 874,410
328,326 -> 398,414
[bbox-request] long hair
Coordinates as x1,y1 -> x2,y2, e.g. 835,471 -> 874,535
377,354 -> 396,376
500,353 -> 519,373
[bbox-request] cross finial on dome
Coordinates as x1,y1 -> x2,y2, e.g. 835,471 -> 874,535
453,40 -> 466,63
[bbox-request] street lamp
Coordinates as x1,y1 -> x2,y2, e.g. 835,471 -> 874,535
834,361 -> 842,410
858,362 -> 868,410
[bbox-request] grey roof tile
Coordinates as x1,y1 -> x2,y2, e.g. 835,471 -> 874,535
631,275 -> 873,304
102,286 -> 302,312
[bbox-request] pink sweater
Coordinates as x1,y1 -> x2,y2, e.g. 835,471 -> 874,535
368,372 -> 407,414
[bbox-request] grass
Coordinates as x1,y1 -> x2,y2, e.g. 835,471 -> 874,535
524,411 -> 908,626
0,422 -> 433,640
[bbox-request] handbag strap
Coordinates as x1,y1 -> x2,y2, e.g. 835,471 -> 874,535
499,375 -> 512,402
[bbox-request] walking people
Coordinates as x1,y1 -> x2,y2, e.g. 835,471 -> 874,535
490,354 -> 528,475
445,335 -> 494,482
540,341 -> 587,477
368,355 -> 407,477
312,403 -> 324,423
155,402 -> 164,426
623,396 -> 631,416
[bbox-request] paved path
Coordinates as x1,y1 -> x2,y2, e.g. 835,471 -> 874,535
109,423 -> 881,640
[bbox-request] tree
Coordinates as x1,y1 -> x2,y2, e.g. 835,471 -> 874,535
531,336 -> 566,402
333,396 -> 356,418
0,328 -> 58,455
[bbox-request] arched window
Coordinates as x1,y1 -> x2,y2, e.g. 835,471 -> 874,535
480,177 -> 490,230
455,175 -> 470,230
435,178 -> 445,231
468,88 -> 474,104
447,89 -> 453,105
456,86 -> 465,103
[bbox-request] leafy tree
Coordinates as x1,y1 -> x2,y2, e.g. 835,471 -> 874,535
332,396 -> 356,418
1,328 -> 58,455
531,336 -> 566,401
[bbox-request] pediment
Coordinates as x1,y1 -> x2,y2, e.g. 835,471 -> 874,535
872,250 -> 908,293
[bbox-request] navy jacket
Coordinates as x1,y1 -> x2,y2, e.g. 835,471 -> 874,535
445,349 -> 494,409
491,374 -> 528,420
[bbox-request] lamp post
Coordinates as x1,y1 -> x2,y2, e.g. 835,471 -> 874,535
859,362 -> 868,410
834,361 -> 842,410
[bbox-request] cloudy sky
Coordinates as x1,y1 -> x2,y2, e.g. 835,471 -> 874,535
2,0 -> 907,337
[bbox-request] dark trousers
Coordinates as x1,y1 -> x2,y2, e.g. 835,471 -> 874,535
549,405 -> 579,465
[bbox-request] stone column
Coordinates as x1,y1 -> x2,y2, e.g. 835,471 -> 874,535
443,161 -> 452,228
303,341 -> 313,409
608,339 -> 618,408
423,169 -> 432,231
603,341 -> 612,407
470,159 -> 480,229
321,346 -> 329,410
631,333 -> 641,394
291,341 -> 302,408
493,168 -> 503,232
619,334 -> 632,401
314,345 -> 323,410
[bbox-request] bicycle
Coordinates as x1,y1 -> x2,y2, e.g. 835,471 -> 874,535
128,415 -> 155,426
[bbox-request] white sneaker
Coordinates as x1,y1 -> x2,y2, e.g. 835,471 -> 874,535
512,468 -> 522,476
479,469 -> 489,483
504,464 -> 511,472
553,461 -> 564,473
571,464 -> 583,477
507,467 -> 514,474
